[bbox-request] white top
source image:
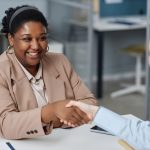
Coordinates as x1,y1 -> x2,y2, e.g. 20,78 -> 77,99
94,107 -> 150,150
15,57 -> 48,107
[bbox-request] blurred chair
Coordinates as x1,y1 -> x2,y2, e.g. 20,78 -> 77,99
111,44 -> 145,98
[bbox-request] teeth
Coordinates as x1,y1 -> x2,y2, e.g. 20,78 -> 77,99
27,52 -> 39,56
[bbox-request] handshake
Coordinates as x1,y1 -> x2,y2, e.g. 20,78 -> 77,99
60,100 -> 99,127
42,100 -> 98,128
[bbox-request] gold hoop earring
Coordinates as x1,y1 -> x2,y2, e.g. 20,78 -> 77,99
47,45 -> 49,52
6,45 -> 12,51
6,45 -> 14,54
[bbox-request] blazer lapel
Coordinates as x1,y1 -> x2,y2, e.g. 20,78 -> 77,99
42,57 -> 66,103
8,51 -> 38,110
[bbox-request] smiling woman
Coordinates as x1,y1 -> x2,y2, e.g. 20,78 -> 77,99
0,5 -> 97,140
8,21 -> 48,75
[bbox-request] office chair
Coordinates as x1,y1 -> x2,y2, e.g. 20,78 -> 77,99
111,44 -> 145,98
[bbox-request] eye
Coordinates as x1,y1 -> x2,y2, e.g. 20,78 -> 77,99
39,36 -> 47,41
22,37 -> 32,42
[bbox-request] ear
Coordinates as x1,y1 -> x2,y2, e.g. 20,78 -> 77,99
8,33 -> 14,47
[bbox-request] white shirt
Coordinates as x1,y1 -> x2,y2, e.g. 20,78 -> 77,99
15,57 -> 48,107
94,107 -> 150,150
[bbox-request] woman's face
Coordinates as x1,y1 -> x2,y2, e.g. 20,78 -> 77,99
8,21 -> 48,69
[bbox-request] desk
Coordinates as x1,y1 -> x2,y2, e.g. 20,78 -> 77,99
0,124 -> 125,150
93,15 -> 146,98
94,15 -> 146,32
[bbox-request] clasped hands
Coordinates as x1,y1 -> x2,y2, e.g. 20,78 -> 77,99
52,100 -> 91,127
42,100 -> 94,128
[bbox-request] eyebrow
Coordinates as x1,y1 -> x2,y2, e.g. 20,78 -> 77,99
20,33 -> 47,37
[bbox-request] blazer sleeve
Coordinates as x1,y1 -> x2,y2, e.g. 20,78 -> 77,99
0,73 -> 52,139
61,54 -> 98,105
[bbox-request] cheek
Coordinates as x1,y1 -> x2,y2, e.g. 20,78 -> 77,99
41,42 -> 48,51
13,42 -> 29,51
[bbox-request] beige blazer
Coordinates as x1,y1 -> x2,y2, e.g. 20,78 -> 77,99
0,49 -> 97,139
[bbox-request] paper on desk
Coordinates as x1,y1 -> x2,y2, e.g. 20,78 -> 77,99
0,142 -> 10,150
118,115 -> 141,150
105,0 -> 123,4
118,139 -> 135,150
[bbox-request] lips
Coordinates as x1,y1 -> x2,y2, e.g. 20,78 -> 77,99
26,51 -> 41,58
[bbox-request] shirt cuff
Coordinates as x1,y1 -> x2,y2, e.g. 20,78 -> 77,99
93,107 -> 127,135
43,121 -> 53,135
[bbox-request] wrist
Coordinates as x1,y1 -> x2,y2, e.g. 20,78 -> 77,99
91,106 -> 99,119
41,103 -> 55,123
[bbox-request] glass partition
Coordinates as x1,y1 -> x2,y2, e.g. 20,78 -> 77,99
145,0 -> 150,120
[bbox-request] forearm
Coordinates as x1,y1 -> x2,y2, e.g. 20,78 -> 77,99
121,120 -> 150,150
1,108 -> 45,139
94,107 -> 150,150
41,103 -> 55,124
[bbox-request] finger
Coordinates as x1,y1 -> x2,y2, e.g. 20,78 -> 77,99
73,107 -> 83,119
66,101 -> 78,108
82,113 -> 91,123
71,107 -> 87,125
73,107 -> 86,124
68,115 -> 79,126
70,107 -> 85,126
75,107 -> 91,124
67,122 -> 76,127
60,119 -> 64,123
60,120 -> 73,127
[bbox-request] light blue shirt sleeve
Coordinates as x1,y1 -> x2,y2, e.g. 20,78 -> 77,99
93,107 -> 150,150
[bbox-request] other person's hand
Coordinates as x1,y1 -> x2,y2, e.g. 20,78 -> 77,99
66,101 -> 99,120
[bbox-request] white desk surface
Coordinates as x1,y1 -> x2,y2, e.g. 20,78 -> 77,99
93,14 -> 146,32
0,124 -> 125,150
68,14 -> 146,32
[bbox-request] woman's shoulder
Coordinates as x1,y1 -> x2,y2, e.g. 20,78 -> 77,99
45,52 -> 65,59
0,51 -> 11,72
0,51 -> 10,65
43,52 -> 72,72
44,52 -> 69,64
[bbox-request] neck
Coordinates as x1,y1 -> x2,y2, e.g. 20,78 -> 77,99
26,65 -> 39,76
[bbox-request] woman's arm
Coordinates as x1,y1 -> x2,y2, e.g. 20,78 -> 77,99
61,54 -> 98,105
0,72 -> 89,139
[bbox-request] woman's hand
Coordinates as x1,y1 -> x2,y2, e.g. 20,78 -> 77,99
53,117 -> 63,128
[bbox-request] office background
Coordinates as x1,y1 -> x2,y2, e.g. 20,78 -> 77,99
0,0 -> 149,120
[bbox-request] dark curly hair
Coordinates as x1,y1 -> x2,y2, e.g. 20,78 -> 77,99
1,5 -> 48,38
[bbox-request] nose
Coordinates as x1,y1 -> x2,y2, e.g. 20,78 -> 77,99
31,39 -> 39,50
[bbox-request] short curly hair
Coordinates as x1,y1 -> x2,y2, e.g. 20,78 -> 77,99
1,5 -> 48,38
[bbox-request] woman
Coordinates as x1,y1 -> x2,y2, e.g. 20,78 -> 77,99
0,5 -> 97,139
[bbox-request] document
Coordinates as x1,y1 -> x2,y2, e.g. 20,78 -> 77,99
118,139 -> 135,150
105,0 -> 123,4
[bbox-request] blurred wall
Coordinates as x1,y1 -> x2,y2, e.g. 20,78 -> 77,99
0,0 -> 48,21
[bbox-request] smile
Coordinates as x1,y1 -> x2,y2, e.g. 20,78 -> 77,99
26,52 -> 40,58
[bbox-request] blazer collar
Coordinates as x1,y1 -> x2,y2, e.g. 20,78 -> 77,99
41,53 -> 63,101
7,49 -> 26,82
7,49 -> 60,82
7,49 -> 62,108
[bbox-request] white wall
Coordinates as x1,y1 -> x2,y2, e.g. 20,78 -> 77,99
103,29 -> 146,78
0,0 -> 48,21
